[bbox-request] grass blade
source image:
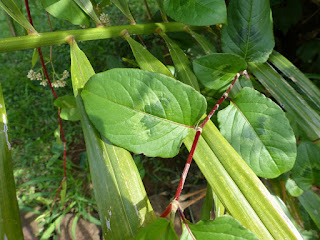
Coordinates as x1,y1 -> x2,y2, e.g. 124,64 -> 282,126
248,62 -> 320,141
269,50 -> 320,111
0,83 -> 24,240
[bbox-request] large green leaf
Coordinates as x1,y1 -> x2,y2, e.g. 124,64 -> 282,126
159,31 -> 200,91
73,0 -> 101,24
123,32 -> 173,77
41,0 -> 90,26
163,0 -> 227,26
298,190 -> 320,230
193,53 -> 247,91
291,141 -> 320,190
269,51 -> 320,111
0,0 -> 37,34
133,218 -> 178,240
218,87 -> 296,178
180,216 -> 259,240
221,0 -> 275,63
0,83 -> 24,240
248,62 -> 320,141
81,68 -> 206,158
69,39 -> 155,238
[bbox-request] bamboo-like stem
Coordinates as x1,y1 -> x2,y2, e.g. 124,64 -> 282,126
0,22 -> 203,53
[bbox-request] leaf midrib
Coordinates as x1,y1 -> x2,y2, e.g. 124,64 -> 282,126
84,90 -> 195,129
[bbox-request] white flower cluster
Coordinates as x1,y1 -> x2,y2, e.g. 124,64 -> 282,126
100,13 -> 111,26
52,70 -> 69,88
27,69 -> 69,88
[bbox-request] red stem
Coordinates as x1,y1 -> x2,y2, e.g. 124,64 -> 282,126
24,0 -> 67,185
161,71 -> 245,218
178,207 -> 196,240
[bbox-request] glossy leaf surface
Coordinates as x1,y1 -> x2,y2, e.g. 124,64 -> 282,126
221,0 -> 274,63
163,0 -> 226,26
218,87 -> 296,178
0,83 -> 24,240
248,62 -> 320,141
0,0 -> 36,33
41,0 -> 90,26
70,40 -> 155,238
291,141 -> 320,190
73,0 -> 101,24
133,218 -> 178,240
159,31 -> 200,91
81,68 -> 206,157
193,53 -> 246,90
180,216 -> 259,240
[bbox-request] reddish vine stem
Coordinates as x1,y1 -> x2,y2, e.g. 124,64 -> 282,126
24,0 -> 67,196
178,207 -> 196,240
161,71 -> 247,218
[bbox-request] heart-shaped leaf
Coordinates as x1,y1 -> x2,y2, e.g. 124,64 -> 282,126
291,141 -> 320,190
180,216 -> 259,240
221,0 -> 275,63
218,87 -> 296,178
81,68 -> 206,158
41,0 -> 90,26
164,0 -> 227,26
134,218 -> 178,240
193,53 -> 247,91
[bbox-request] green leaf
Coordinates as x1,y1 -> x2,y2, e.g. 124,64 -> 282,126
269,51 -> 320,112
60,180 -> 67,205
155,0 -> 168,22
163,0 -> 226,26
187,29 -> 217,55
291,141 -> 320,191
69,39 -> 156,238
72,0 -> 101,24
81,68 -> 206,158
218,87 -> 296,178
54,95 -> 81,121
198,121 -> 302,239
32,48 -> 39,67
0,0 -> 37,34
221,0 -> 275,63
298,190 -> 320,230
133,218 -> 178,240
285,178 -> 303,197
111,0 -> 135,24
41,0 -> 90,26
193,53 -> 247,91
248,62 -> 320,141
123,31 -> 174,77
71,213 -> 81,240
180,216 -> 259,240
0,83 -> 24,240
159,31 -> 200,91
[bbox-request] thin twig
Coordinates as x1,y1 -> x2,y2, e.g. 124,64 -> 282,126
178,207 -> 196,240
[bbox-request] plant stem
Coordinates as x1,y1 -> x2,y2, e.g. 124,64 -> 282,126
24,0 -> 67,196
0,22 -> 203,53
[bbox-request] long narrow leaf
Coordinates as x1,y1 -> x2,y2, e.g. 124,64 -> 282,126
0,83 -> 24,240
184,133 -> 274,239
201,120 -> 302,239
73,0 -> 101,24
111,0 -> 135,24
68,38 -> 155,238
248,62 -> 320,141
0,0 -> 37,34
269,50 -> 320,111
159,31 -> 200,91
